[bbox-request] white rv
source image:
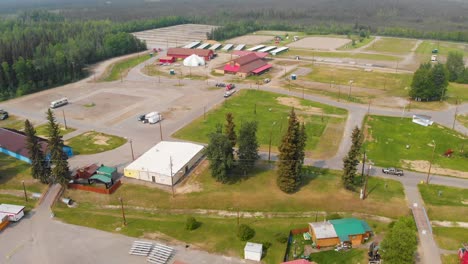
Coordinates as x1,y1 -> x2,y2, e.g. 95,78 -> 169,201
50,97 -> 68,108
145,112 -> 162,124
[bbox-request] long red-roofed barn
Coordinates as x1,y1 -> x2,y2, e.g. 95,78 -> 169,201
216,52 -> 272,78
166,48 -> 214,61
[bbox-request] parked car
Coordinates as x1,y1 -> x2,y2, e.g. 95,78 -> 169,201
215,82 -> 226,87
0,109 -> 8,120
264,78 -> 271,83
382,167 -> 404,176
226,83 -> 235,90
224,89 -> 236,98
137,114 -> 146,122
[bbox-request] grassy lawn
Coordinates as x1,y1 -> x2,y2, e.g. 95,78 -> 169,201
433,227 -> 468,250
303,64 -> 412,96
65,131 -> 126,155
457,114 -> 468,128
0,115 -> 25,130
34,123 -> 76,138
143,65 -> 208,80
442,254 -> 462,264
416,41 -> 468,57
173,90 -> 347,158
364,115 -> 468,173
280,49 -> 400,61
63,163 -> 408,218
0,153 -> 46,193
364,37 -> 417,54
101,53 -> 150,82
338,36 -> 375,50
447,82 -> 468,103
418,184 -> 468,222
309,249 -> 367,264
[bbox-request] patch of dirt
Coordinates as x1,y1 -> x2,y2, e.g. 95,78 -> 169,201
91,133 -> 110,145
226,35 -> 273,45
401,160 -> 468,178
289,37 -> 351,50
363,118 -> 374,142
176,159 -> 207,194
277,97 -> 323,115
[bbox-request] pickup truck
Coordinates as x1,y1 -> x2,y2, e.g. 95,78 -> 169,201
226,83 -> 236,90
0,109 -> 8,120
382,167 -> 404,176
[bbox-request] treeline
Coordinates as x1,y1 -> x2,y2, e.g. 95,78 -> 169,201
0,11 -> 187,101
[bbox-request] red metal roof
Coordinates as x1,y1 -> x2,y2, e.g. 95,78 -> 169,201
0,128 -> 48,159
282,259 -> 315,264
167,48 -> 213,57
233,53 -> 261,66
159,56 -> 174,61
252,64 -> 272,74
233,50 -> 269,58
75,164 -> 99,179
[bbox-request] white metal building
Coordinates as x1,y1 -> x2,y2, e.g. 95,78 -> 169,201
0,204 -> 25,222
124,141 -> 204,186
244,242 -> 262,261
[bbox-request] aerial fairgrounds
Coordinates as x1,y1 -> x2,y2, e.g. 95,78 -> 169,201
0,23 -> 467,264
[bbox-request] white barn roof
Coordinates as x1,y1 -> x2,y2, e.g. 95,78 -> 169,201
234,44 -> 245,51
222,44 -> 233,51
309,221 -> 338,239
247,45 -> 265,51
125,141 -> 204,177
244,242 -> 263,253
0,204 -> 25,214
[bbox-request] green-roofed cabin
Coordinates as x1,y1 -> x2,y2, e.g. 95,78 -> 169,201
329,218 -> 372,246
89,165 -> 117,188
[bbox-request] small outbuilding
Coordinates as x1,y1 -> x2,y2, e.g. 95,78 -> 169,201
244,242 -> 263,261
159,56 -> 175,63
412,115 -> 434,127
0,204 -> 25,222
124,141 -> 204,186
309,218 -> 372,247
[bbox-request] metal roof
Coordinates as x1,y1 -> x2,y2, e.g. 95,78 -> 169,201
97,166 -> 116,176
247,45 -> 265,51
329,218 -> 371,242
0,204 -> 25,214
234,44 -> 245,51
125,141 -> 204,177
270,47 -> 289,55
183,41 -> 200,49
0,128 -> 48,159
196,43 -> 210,49
258,46 -> 276,52
244,242 -> 262,253
209,43 -> 221,50
89,174 -> 112,184
221,44 -> 233,51
309,221 -> 338,239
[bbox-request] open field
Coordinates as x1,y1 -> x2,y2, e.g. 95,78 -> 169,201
226,35 -> 273,45
0,115 -> 26,130
34,123 -> 76,138
418,184 -> 468,222
364,116 -> 468,175
288,37 -> 351,50
364,37 -> 417,54
0,153 -> 46,194
442,254 -> 462,264
172,90 -> 347,159
143,64 -> 209,80
339,36 -> 375,50
132,24 -> 218,50
447,82 -> 468,103
309,249 -> 367,264
303,65 -> 412,96
433,227 -> 468,250
416,41 -> 468,57
457,114 -> 468,128
100,53 -> 151,82
280,49 -> 401,61
63,163 -> 407,218
65,131 -> 127,155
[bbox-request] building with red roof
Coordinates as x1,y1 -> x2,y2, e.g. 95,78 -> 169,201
218,53 -> 272,78
166,48 -> 214,61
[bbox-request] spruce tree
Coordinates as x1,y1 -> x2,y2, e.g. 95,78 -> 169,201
24,119 -> 50,183
342,126 -> 362,190
237,121 -> 259,174
277,108 -> 302,193
297,123 -> 307,166
46,109 -> 70,186
205,130 -> 234,183
225,112 -> 237,148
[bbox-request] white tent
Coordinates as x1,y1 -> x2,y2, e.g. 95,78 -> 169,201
183,54 -> 205,67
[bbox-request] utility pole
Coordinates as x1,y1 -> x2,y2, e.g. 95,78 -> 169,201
22,180 -> 28,202
452,98 -> 458,130
118,197 -> 127,226
363,164 -> 371,199
367,99 -> 371,114
348,80 -> 353,101
62,109 -> 68,130
426,141 -> 436,184
170,156 -> 174,198
268,122 -> 276,161
159,115 -> 163,141
361,150 -> 366,184
129,139 -> 135,161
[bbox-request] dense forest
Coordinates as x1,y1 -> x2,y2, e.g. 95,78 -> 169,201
0,12 -> 187,100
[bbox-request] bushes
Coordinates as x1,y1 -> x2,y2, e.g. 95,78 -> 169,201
274,232 -> 289,244
185,216 -> 200,231
237,224 -> 255,241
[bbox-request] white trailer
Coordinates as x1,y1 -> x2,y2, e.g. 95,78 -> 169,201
0,204 -> 25,222
145,112 -> 162,124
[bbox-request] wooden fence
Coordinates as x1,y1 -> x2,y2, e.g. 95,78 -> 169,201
68,180 -> 122,194
284,227 -> 309,262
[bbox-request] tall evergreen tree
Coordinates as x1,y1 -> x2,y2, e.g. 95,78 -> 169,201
297,123 -> 307,166
446,51 -> 465,82
237,121 -> 259,174
409,62 -> 449,101
381,217 -> 418,263
24,119 -> 50,183
342,126 -> 362,190
205,130 -> 234,183
225,112 -> 237,148
277,108 -> 303,193
46,109 -> 70,186
430,63 -> 449,99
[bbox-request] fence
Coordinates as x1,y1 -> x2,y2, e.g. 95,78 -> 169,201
283,227 -> 309,262
68,180 -> 122,194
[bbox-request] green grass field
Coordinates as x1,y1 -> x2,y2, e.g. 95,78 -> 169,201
101,53 -> 150,82
338,36 -> 375,50
63,163 -> 407,218
0,153 -> 46,194
173,90 -> 347,158
65,131 -> 126,155
364,37 -> 417,54
303,65 -> 412,96
447,82 -> 468,103
34,123 -> 76,138
457,114 -> 468,128
433,227 -> 468,250
309,249 -> 367,264
364,115 -> 468,173
442,254 -> 461,264
416,41 -> 468,57
0,115 -> 25,130
280,49 -> 400,61
418,184 -> 468,222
